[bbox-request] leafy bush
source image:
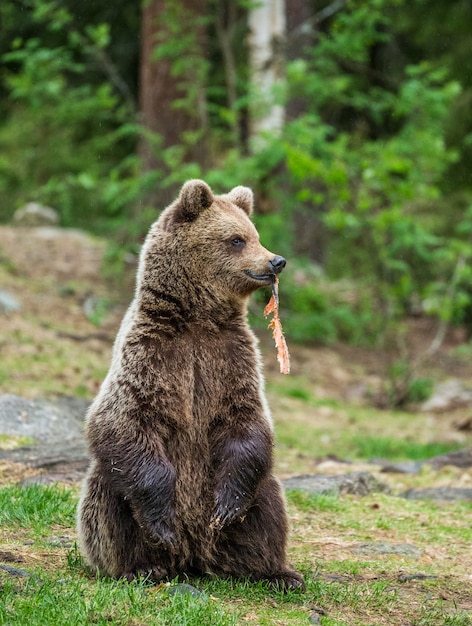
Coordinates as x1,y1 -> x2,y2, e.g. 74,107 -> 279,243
0,1 -> 156,234
211,0 -> 465,353
281,42 -> 460,343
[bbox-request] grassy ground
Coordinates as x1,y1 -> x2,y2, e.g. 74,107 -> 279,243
1,226 -> 471,625
0,482 -> 470,625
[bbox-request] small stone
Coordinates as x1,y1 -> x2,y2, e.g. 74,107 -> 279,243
166,583 -> 203,597
401,487 -> 472,502
352,542 -> 422,558
398,573 -> 438,583
378,461 -> 423,474
283,471 -> 390,497
46,536 -> 74,548
309,606 -> 327,624
422,379 -> 472,412
0,290 -> 21,315
0,565 -> 32,578
13,203 -> 59,227
428,448 -> 472,470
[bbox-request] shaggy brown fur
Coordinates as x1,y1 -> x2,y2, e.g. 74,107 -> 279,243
77,180 -> 305,592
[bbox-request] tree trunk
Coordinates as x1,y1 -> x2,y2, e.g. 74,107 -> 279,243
138,0 -> 208,205
285,0 -> 315,121
248,0 -> 286,143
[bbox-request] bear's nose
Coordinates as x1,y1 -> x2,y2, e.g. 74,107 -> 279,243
269,255 -> 286,274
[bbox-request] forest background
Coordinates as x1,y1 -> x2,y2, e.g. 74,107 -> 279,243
1,0 -> 472,406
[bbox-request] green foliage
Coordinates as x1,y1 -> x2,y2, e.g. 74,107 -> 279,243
203,0 -> 468,356
0,0 -> 155,234
280,29 -> 460,344
391,0 -> 472,194
150,3 -> 209,123
383,358 -> 434,406
403,375 -> 434,404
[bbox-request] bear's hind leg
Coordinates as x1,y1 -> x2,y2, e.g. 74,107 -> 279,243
211,476 -> 305,592
77,466 -> 171,582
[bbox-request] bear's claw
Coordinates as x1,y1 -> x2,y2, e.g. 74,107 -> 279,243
141,519 -> 178,553
121,565 -> 167,583
256,570 -> 306,593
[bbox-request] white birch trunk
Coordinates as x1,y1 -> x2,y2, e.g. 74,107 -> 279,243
248,0 -> 286,144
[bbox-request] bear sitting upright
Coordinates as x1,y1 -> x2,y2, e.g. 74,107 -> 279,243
77,179 -> 305,592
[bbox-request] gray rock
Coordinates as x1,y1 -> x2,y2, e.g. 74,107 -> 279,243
0,290 -> 21,315
0,394 -> 88,444
0,441 -> 88,468
46,536 -> 74,548
421,379 -> 472,412
13,203 -> 59,227
283,471 -> 390,497
401,487 -> 472,502
375,448 -> 472,473
0,395 -> 90,482
352,542 -> 422,558
0,565 -> 33,578
309,607 -> 327,625
428,448 -> 472,470
377,460 -> 423,474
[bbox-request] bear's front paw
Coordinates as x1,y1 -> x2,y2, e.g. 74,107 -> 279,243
210,491 -> 248,530
133,508 -> 177,552
133,506 -> 178,552
142,519 -> 177,552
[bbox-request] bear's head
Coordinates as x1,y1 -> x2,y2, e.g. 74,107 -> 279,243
139,180 -> 286,315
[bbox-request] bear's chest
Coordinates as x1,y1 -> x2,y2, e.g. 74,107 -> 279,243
126,326 -> 261,432
189,330 -> 257,417
147,328 -> 258,420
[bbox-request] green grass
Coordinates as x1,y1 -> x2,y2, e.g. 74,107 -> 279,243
347,436 -> 461,461
0,434 -> 35,450
0,485 -> 470,626
271,383 -> 465,463
275,419 -> 461,462
0,484 -> 76,535
0,576 -> 240,626
286,489 -> 342,513
0,327 -> 109,398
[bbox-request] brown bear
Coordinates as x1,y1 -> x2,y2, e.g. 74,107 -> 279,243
77,179 -> 305,592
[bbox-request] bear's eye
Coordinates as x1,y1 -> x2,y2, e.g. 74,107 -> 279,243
231,237 -> 246,249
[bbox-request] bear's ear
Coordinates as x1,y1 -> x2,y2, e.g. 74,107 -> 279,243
177,179 -> 214,222
227,186 -> 254,216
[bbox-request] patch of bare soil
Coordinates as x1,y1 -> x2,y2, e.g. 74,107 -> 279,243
0,226 -> 128,398
0,224 -> 127,333
0,461 -> 38,486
